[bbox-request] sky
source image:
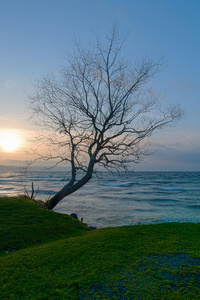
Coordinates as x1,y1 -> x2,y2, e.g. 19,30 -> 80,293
0,0 -> 200,171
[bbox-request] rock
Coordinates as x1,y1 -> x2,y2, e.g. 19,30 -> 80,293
89,226 -> 97,230
70,213 -> 78,220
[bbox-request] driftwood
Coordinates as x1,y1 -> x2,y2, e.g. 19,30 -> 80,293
23,182 -> 39,200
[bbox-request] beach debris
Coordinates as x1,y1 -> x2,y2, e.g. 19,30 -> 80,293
89,226 -> 97,230
70,213 -> 97,230
23,182 -> 39,200
70,213 -> 78,220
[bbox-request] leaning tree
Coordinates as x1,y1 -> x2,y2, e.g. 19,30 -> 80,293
28,27 -> 183,210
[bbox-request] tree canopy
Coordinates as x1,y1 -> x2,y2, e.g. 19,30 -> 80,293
28,27 -> 183,209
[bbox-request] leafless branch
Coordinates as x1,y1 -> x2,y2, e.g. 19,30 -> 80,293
27,25 -> 184,209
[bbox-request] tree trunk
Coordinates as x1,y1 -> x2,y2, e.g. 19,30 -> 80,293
46,170 -> 93,210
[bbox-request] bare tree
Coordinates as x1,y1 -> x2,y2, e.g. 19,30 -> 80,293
28,27 -> 183,210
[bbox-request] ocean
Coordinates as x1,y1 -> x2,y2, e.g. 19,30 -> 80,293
0,166 -> 200,228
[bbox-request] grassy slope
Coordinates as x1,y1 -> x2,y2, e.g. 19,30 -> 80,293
0,197 -> 89,253
1,198 -> 200,299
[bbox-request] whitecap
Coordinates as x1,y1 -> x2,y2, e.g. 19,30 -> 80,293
160,187 -> 187,191
32,175 -> 52,179
100,183 -> 130,187
188,205 -> 200,209
38,189 -> 57,194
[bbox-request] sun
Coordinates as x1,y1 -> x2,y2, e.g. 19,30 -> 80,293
0,130 -> 23,153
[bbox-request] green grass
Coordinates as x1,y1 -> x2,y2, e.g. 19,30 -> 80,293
0,197 -> 89,253
1,197 -> 200,299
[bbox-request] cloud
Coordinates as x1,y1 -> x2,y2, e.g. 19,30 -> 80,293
3,79 -> 18,88
136,130 -> 200,170
153,131 -> 200,151
0,159 -> 27,166
148,133 -> 200,170
172,79 -> 195,92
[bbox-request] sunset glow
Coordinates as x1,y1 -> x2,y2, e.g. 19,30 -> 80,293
0,1 -> 200,170
0,130 -> 22,153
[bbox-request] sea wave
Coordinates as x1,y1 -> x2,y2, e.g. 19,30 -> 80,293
38,189 -> 57,195
187,205 -> 200,209
100,183 -> 133,187
30,175 -> 68,182
159,187 -> 188,191
134,208 -> 155,212
32,175 -> 52,179
1,169 -> 200,227
147,198 -> 180,202
0,187 -> 14,190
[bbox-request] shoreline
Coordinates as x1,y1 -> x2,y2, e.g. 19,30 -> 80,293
1,170 -> 200,228
1,197 -> 200,298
